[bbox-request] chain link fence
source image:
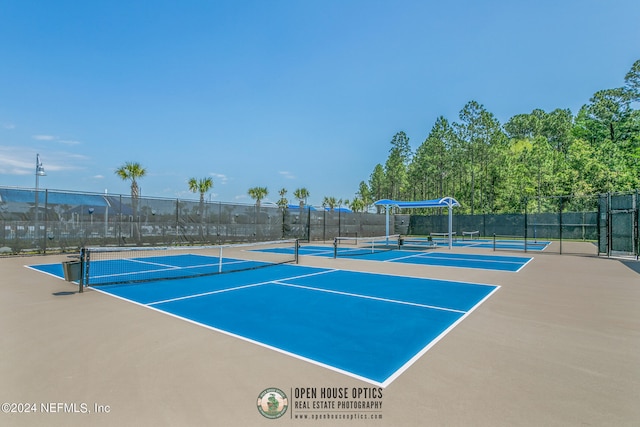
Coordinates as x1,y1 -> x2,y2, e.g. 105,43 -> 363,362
0,187 -> 390,254
407,194 -> 601,255
2,186 -> 636,258
598,190 -> 639,258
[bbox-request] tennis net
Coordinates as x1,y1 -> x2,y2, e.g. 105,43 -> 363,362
79,239 -> 299,287
400,235 -> 438,249
333,234 -> 400,258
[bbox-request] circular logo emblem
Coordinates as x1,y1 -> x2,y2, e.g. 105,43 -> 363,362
257,388 -> 288,419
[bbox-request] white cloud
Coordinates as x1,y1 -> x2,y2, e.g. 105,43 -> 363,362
32,135 -> 82,146
279,171 -> 296,179
33,135 -> 57,141
2,122 -> 16,130
210,172 -> 228,184
0,146 -> 87,175
59,139 -> 81,146
0,146 -> 36,174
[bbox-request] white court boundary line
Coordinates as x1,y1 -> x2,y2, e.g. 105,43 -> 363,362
89,264 -> 500,388
145,269 -> 337,306
389,252 -> 530,265
88,256 -> 266,282
385,251 -> 532,271
381,284 -> 501,387
274,280 -> 466,314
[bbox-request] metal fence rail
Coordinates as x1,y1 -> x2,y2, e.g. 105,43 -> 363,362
1,186 -> 636,258
407,195 -> 602,255
0,187 -> 389,254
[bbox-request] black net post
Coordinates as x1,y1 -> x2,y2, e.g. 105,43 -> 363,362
295,239 -> 300,264
78,247 -> 86,293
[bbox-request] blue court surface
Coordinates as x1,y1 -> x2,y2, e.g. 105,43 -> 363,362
29,260 -> 499,387
397,236 -> 550,252
427,237 -> 550,251
276,246 -> 533,272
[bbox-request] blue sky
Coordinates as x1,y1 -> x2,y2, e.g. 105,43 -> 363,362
1,1 -> 639,206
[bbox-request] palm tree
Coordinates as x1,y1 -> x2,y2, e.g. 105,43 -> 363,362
115,162 -> 146,242
294,188 -> 310,210
350,197 -> 366,212
277,188 -> 288,210
188,177 -> 214,213
248,187 -> 268,240
248,187 -> 268,209
277,188 -> 289,238
188,177 -> 214,239
323,196 -> 338,211
115,161 -> 146,204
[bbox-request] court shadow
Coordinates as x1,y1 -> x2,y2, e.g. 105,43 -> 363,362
620,260 -> 640,275
52,291 -> 77,296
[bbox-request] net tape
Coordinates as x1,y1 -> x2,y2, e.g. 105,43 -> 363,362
80,239 -> 299,286
333,234 -> 400,258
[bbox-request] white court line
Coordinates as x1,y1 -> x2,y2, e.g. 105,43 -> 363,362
273,281 -> 466,314
89,258 -> 254,281
386,252 -> 530,266
123,257 -> 182,268
93,287 -> 389,387
516,257 -> 535,272
24,265 -> 69,281
381,284 -> 501,388
459,241 -> 489,248
301,248 -> 334,256
145,268 -> 338,306
91,265 -> 499,388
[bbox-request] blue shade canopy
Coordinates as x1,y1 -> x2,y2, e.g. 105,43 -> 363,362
374,197 -> 460,209
287,204 -> 317,211
374,197 -> 460,249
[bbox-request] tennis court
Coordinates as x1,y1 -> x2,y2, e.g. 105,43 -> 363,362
29,251 -> 498,387
406,235 -> 551,251
4,238 -> 639,427
276,240 -> 534,272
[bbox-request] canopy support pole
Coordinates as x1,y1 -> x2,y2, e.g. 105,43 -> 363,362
385,204 -> 390,244
448,201 -> 453,249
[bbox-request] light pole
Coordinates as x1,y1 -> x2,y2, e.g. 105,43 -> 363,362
34,154 -> 46,243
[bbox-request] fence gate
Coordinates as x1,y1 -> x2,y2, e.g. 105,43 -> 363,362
599,192 -> 639,258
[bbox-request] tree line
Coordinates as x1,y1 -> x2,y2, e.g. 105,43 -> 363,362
355,59 -> 640,214
114,60 -> 639,216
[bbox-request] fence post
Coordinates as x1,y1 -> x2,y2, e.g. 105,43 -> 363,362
607,193 -> 612,257
635,190 -> 639,260
43,189 -> 49,254
523,197 -> 528,253
559,196 -> 564,255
